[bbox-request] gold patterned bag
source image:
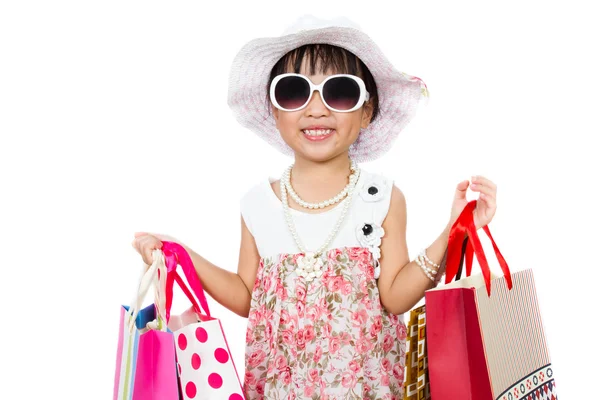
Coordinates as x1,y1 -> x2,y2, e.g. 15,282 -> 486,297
403,305 -> 431,400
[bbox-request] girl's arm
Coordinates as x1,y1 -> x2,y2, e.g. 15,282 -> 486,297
182,216 -> 260,318
378,176 -> 496,315
377,185 -> 450,315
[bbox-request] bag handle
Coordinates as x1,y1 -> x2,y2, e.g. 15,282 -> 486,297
445,200 -> 512,295
161,241 -> 212,321
438,237 -> 469,282
163,269 -> 206,320
126,248 -> 168,332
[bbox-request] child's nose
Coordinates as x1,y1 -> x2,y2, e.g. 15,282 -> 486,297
304,90 -> 330,117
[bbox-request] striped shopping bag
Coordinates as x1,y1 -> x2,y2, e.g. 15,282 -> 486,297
425,200 -> 558,400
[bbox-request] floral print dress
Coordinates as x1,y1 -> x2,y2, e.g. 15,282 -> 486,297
240,170 -> 407,399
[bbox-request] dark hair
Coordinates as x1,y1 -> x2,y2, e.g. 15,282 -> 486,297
266,44 -> 379,123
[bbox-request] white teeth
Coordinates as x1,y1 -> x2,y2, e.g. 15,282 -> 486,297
303,129 -> 332,136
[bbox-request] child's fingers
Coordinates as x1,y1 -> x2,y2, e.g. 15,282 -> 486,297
141,240 -> 161,265
132,232 -> 148,248
479,192 -> 496,211
144,249 -> 155,266
471,176 -> 497,191
479,193 -> 496,218
131,235 -> 163,261
470,183 -> 495,198
457,180 -> 470,190
454,180 -> 470,199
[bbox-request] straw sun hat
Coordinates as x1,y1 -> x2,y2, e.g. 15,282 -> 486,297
227,15 -> 428,163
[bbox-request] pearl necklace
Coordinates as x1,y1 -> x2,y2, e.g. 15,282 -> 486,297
280,165 -> 361,281
284,160 -> 359,209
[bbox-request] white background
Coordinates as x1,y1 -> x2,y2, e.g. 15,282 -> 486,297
1,1 -> 598,398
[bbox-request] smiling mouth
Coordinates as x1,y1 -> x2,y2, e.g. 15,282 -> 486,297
302,128 -> 333,137
302,129 -> 335,142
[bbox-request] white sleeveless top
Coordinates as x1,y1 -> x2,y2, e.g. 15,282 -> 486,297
240,169 -> 394,262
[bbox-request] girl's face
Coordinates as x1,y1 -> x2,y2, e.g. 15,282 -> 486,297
271,57 -> 373,163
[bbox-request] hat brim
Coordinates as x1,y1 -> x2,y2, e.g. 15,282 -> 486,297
227,26 -> 426,163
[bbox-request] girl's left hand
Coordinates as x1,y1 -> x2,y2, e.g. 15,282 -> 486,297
448,175 -> 497,230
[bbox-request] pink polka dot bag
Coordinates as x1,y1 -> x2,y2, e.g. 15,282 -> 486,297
162,241 -> 245,400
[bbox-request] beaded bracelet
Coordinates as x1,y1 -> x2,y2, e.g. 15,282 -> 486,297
419,248 -> 439,268
416,257 -> 436,281
415,249 -> 440,282
415,256 -> 436,281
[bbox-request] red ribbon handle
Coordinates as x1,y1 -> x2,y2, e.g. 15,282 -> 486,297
161,241 -> 212,322
445,200 -> 512,296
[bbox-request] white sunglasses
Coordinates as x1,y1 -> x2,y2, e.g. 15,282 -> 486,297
269,73 -> 371,113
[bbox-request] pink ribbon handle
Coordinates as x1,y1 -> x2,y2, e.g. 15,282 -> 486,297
164,270 -> 204,321
161,241 -> 212,322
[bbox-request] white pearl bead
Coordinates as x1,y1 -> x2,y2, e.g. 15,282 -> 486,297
281,166 -> 360,257
284,161 -> 358,210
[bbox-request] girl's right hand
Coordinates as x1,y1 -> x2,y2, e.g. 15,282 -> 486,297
131,232 -> 179,266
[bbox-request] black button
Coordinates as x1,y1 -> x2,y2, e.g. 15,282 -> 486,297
368,186 -> 378,195
362,224 -> 373,236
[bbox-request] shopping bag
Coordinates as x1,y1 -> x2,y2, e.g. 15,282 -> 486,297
425,200 -> 558,400
403,305 -> 431,400
161,241 -> 245,400
404,244 -> 468,400
113,249 -> 180,400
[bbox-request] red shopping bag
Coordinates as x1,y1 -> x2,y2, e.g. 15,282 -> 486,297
425,201 -> 558,400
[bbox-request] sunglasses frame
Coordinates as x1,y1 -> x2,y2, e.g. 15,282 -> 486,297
269,73 -> 371,113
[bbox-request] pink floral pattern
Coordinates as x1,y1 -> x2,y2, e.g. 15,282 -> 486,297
244,247 -> 407,399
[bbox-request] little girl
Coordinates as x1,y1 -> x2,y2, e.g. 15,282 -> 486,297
133,15 -> 498,400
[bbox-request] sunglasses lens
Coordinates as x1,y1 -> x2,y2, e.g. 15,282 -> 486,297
274,76 -> 310,110
323,77 -> 361,111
